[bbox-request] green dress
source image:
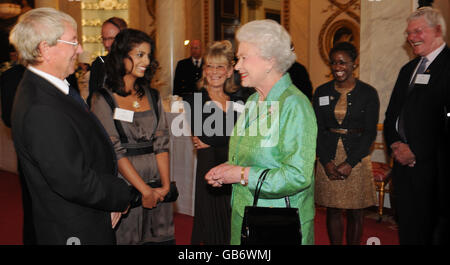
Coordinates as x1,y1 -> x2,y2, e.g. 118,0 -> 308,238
228,74 -> 317,245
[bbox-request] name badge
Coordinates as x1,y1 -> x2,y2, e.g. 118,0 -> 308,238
233,102 -> 245,113
415,74 -> 430,85
113,108 -> 134,123
319,96 -> 330,106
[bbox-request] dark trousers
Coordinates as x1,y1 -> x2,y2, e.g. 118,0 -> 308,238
18,162 -> 36,245
392,162 -> 437,245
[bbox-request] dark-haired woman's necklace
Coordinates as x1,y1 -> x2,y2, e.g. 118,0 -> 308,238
132,100 -> 141,109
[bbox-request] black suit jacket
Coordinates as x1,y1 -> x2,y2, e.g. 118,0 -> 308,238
288,62 -> 313,100
11,70 -> 133,245
87,56 -> 106,106
384,47 -> 450,161
384,46 -> 450,243
1,65 -> 79,127
173,57 -> 203,98
313,79 -> 380,167
1,64 -> 26,127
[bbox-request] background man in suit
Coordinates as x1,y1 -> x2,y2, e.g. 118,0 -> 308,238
173,39 -> 203,98
9,8 -> 140,245
87,17 -> 127,106
287,61 -> 313,101
0,63 -> 35,245
384,7 -> 450,244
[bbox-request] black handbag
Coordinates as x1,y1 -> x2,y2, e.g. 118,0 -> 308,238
241,169 -> 302,245
130,180 -> 179,208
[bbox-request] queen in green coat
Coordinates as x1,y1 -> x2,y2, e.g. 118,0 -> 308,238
205,19 -> 317,245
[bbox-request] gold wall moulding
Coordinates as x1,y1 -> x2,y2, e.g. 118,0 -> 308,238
0,3 -> 21,19
282,0 -> 289,32
324,19 -> 360,58
81,0 -> 128,10
318,0 -> 360,65
82,35 -> 102,44
81,18 -> 102,27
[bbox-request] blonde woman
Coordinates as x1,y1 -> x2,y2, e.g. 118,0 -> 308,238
184,40 -> 243,244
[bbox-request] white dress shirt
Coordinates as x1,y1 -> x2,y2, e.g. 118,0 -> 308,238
28,66 -> 70,95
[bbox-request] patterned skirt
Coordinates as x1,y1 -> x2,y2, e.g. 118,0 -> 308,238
315,139 -> 377,209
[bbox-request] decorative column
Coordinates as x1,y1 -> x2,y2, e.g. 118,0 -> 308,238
154,0 -> 186,99
360,0 -> 416,209
288,0 -> 309,72
360,0 -> 414,128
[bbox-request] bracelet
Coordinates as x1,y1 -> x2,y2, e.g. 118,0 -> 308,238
240,167 -> 247,186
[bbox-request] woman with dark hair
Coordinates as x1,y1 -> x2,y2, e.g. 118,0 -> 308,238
91,29 -> 174,245
313,41 -> 379,245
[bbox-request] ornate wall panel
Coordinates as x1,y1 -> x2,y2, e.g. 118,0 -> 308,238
318,0 -> 360,65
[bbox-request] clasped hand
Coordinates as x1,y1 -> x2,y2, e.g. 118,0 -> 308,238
205,163 -> 240,187
391,141 -> 416,167
192,136 -> 210,150
141,185 -> 168,209
325,161 -> 352,180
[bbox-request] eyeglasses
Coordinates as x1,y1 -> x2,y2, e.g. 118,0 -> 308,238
405,26 -> 434,37
57,39 -> 79,48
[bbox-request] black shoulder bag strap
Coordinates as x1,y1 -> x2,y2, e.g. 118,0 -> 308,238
149,88 -> 159,122
97,88 -> 129,144
97,88 -> 160,144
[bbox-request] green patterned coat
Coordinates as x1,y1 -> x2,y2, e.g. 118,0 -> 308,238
228,74 -> 317,245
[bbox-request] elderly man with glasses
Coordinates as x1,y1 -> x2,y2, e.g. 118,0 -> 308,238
9,8 -> 137,245
384,7 -> 450,245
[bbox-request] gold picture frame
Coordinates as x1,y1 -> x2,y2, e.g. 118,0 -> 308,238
321,19 -> 360,65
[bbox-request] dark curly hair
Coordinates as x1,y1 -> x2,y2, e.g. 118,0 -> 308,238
329,41 -> 358,63
105,28 -> 159,98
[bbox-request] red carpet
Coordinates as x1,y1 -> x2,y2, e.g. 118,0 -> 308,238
0,170 -> 23,245
0,170 -> 398,245
175,209 -> 399,245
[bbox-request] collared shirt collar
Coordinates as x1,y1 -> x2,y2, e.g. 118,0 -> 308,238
424,42 -> 446,68
192,57 -> 202,65
28,65 -> 70,95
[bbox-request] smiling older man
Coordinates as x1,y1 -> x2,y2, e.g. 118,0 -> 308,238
9,8 -> 136,245
384,7 -> 450,245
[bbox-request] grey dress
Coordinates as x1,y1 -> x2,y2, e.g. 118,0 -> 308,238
91,88 -> 174,245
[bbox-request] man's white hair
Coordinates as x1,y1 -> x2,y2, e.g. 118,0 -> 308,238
9,7 -> 77,65
408,7 -> 447,38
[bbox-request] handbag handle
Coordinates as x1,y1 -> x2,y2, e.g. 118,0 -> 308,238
252,169 -> 291,208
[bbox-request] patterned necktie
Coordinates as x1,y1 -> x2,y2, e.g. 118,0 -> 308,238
398,57 -> 429,142
407,57 -> 428,94
68,85 -> 88,110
